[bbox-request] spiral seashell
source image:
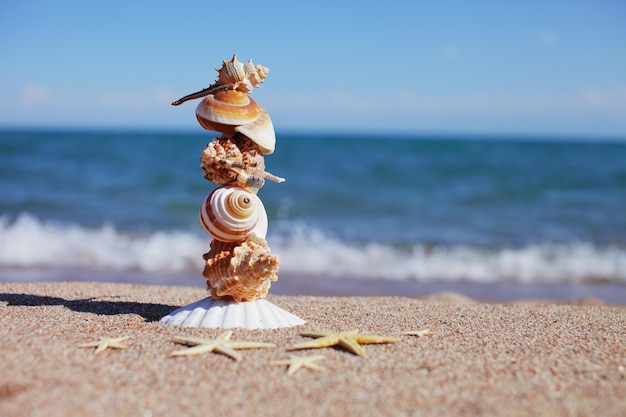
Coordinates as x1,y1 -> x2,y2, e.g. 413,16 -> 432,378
216,55 -> 269,94
195,90 -> 261,134
171,54 -> 268,106
242,58 -> 269,89
215,54 -> 247,88
199,185 -> 268,242
195,92 -> 275,154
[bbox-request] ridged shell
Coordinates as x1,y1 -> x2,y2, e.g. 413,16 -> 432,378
242,58 -> 269,89
159,296 -> 305,329
216,55 -> 269,94
171,54 -> 269,106
216,55 -> 247,87
234,105 -> 276,154
195,90 -> 261,133
203,234 -> 279,302
199,186 -> 268,242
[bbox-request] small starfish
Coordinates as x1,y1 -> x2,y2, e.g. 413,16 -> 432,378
270,355 -> 326,375
292,329 -> 400,357
401,329 -> 434,337
78,336 -> 130,354
171,330 -> 275,361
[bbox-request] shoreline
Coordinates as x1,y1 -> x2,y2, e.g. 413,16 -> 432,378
1,281 -> 625,417
2,268 -> 626,305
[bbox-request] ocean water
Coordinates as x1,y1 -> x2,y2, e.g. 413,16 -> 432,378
1,129 -> 625,301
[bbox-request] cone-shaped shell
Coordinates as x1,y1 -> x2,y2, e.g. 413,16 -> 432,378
235,105 -> 276,154
216,55 -> 248,87
243,59 -> 269,88
195,90 -> 260,134
215,54 -> 269,94
171,55 -> 269,106
200,186 -> 268,242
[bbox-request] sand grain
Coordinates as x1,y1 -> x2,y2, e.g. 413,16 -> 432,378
1,282 -> 624,417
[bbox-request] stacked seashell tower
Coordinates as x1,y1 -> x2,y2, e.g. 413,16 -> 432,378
160,55 -> 305,329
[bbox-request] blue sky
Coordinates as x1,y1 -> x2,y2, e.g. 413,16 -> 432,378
1,1 -> 625,137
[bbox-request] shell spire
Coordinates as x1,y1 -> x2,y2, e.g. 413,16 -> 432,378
172,54 -> 269,106
243,58 -> 269,88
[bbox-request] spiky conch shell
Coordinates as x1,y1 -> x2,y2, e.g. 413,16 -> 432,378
199,185 -> 268,242
216,54 -> 269,94
243,59 -> 269,88
203,234 -> 279,302
172,54 -> 275,154
172,54 -> 269,106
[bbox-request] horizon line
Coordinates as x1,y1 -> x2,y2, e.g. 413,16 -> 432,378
1,124 -> 625,143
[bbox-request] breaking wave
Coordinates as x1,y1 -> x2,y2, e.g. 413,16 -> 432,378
1,213 -> 624,285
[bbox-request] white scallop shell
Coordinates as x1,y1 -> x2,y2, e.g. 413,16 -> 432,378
200,186 -> 268,242
159,296 -> 306,329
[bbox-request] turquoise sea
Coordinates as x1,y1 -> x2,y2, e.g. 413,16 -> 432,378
1,129 -> 625,302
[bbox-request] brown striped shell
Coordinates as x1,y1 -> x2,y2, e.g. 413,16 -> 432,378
194,92 -> 276,154
195,90 -> 261,133
199,185 -> 268,242
172,54 -> 275,154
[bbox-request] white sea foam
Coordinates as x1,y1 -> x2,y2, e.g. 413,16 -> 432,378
274,232 -> 626,284
0,214 -> 205,273
1,213 -> 624,284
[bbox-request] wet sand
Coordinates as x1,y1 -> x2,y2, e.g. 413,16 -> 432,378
1,281 -> 625,417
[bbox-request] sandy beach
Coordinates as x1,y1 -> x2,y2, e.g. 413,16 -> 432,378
1,281 -> 624,417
